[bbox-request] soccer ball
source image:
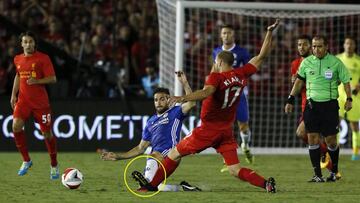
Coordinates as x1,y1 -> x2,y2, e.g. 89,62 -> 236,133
61,168 -> 84,189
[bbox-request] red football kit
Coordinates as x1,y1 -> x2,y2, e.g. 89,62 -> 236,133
13,51 -> 55,132
291,57 -> 306,112
176,63 -> 257,164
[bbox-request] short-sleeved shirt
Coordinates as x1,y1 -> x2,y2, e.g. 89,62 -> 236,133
297,53 -> 350,102
201,63 -> 257,130
212,44 -> 250,68
142,106 -> 187,155
336,53 -> 360,89
14,51 -> 55,109
291,57 -> 307,112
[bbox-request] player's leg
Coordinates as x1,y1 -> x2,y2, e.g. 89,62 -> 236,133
13,103 -> 32,176
349,121 -> 360,160
237,93 -> 254,164
307,133 -> 324,182
221,150 -> 276,193
296,120 -> 307,143
33,108 -> 59,179
322,100 -> 341,182
324,134 -> 339,182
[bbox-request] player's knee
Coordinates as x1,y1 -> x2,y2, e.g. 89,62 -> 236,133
12,120 -> 24,133
238,122 -> 249,132
42,131 -> 52,139
296,128 -> 306,139
228,167 -> 238,177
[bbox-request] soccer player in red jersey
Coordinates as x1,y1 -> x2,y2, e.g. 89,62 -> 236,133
10,31 -> 59,179
132,19 -> 280,193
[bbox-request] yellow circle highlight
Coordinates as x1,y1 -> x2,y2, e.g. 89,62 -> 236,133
123,155 -> 167,198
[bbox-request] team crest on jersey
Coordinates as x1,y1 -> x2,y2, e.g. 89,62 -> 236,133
32,63 -> 36,68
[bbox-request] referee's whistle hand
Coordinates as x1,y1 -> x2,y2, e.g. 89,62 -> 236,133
284,104 -> 293,114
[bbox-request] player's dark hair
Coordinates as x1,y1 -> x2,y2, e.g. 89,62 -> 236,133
153,87 -> 170,96
220,24 -> 234,30
19,31 -> 37,48
312,35 -> 328,45
217,51 -> 234,66
297,35 -> 311,43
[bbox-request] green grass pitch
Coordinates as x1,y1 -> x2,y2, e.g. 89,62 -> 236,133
1,152 -> 359,203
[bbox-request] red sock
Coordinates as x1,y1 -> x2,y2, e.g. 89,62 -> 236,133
45,135 -> 58,166
320,142 -> 327,154
150,157 -> 179,187
238,167 -> 266,188
14,131 -> 30,162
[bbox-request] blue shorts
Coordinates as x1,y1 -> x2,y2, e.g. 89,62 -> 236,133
236,92 -> 249,122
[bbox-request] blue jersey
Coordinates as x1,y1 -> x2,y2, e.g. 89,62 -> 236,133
212,44 -> 250,68
142,106 -> 187,156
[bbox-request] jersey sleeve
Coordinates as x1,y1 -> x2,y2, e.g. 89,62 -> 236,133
172,105 -> 188,120
13,56 -> 19,74
338,60 -> 351,84
290,60 -> 298,76
242,49 -> 251,64
42,55 -> 55,77
234,63 -> 257,78
205,72 -> 220,87
141,123 -> 152,141
212,48 -> 217,62
297,60 -> 306,80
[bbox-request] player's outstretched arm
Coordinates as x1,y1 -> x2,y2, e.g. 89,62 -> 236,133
249,19 -> 280,69
101,140 -> 150,161
175,71 -> 196,114
170,85 -> 216,104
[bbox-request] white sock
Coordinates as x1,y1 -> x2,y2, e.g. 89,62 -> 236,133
240,130 -> 251,149
144,158 -> 158,182
158,183 -> 181,192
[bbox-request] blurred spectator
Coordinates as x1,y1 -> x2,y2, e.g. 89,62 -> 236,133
140,59 -> 159,98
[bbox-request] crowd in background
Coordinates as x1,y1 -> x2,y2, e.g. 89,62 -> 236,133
0,0 -> 159,99
0,0 -> 355,99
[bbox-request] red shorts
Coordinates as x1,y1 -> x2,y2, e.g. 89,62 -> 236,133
13,102 -> 52,132
176,125 -> 238,156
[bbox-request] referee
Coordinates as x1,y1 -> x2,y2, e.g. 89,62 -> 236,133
285,35 -> 352,182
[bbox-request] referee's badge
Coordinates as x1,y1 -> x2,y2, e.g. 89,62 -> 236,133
324,70 -> 333,80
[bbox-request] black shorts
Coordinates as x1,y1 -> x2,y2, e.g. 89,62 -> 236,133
303,99 -> 339,136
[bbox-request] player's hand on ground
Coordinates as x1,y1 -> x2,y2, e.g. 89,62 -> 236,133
10,96 -> 17,109
101,152 -> 118,161
284,103 -> 293,113
175,71 -> 188,84
26,76 -> 38,85
267,18 -> 280,31
344,101 -> 352,112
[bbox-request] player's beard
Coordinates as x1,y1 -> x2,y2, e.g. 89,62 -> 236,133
156,106 -> 168,114
300,52 -> 310,58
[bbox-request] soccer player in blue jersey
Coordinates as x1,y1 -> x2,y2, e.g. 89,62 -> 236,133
212,24 -> 254,170
101,71 -> 200,191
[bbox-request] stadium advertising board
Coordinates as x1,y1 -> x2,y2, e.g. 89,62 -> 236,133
0,100 -> 200,151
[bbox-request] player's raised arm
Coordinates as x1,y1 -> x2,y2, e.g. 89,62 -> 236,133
249,19 -> 280,69
175,71 -> 196,114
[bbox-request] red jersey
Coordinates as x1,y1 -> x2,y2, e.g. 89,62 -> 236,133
200,63 -> 257,130
14,51 -> 55,109
291,57 -> 307,112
